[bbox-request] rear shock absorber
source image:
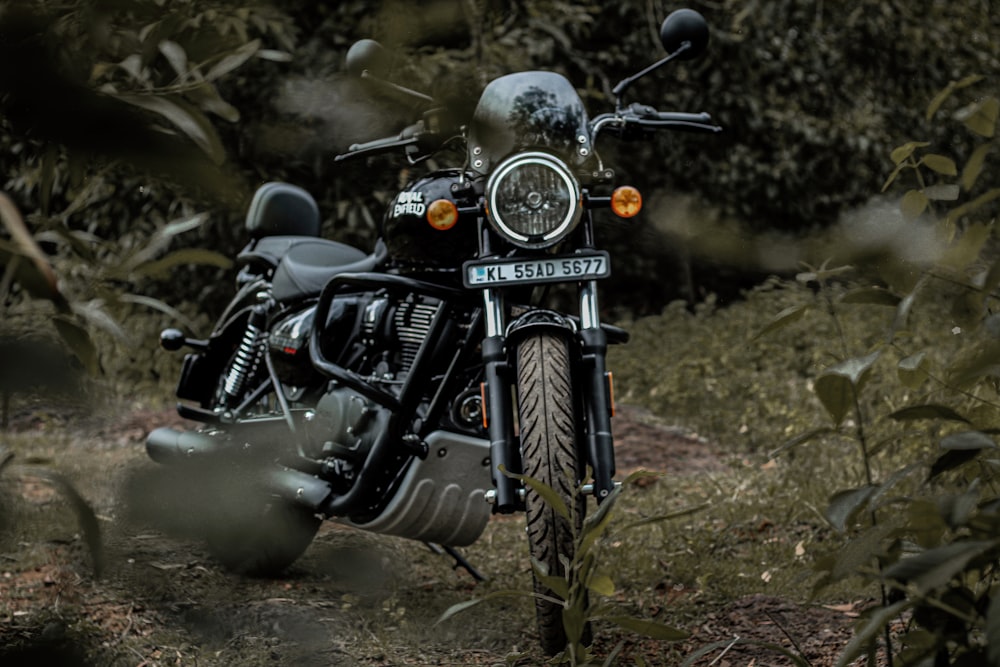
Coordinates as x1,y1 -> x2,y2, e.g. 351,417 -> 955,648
222,304 -> 268,406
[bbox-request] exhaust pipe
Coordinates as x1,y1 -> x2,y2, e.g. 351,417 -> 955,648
146,427 -> 223,463
262,467 -> 335,515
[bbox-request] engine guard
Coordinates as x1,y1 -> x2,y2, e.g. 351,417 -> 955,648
341,431 -> 492,546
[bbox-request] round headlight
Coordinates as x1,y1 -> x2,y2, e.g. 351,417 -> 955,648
485,152 -> 582,248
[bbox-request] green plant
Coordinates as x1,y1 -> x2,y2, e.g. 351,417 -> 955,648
437,470 -> 692,666
757,75 -> 1000,666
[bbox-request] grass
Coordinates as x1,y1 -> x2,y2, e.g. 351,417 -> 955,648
1,265 -> 986,664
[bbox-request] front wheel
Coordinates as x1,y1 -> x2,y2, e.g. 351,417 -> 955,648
516,332 -> 589,655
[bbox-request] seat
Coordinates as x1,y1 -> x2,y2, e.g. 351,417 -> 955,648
271,239 -> 386,303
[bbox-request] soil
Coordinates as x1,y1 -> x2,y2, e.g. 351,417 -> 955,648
0,402 -> 873,666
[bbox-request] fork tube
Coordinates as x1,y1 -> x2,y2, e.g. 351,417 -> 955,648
579,281 -> 616,501
482,288 -> 519,512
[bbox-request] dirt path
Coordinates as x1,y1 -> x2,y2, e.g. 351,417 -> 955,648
0,404 -> 866,666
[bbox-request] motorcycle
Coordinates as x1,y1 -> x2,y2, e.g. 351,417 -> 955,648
145,8 -> 720,654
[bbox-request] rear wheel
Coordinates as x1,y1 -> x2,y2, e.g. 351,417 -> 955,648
516,332 -> 589,655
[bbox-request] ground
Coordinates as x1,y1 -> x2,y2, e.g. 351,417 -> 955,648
0,401 -> 873,666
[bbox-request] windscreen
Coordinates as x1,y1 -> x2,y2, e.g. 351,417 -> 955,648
467,71 -> 591,174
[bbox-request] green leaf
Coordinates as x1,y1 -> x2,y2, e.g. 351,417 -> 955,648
923,184 -> 960,201
186,83 -> 240,123
825,485 -> 877,532
116,93 -> 226,164
206,39 -> 261,81
158,40 -> 188,79
941,431 -> 997,451
132,248 -> 233,279
499,466 -> 569,521
835,600 -> 911,667
750,303 -> 811,341
25,468 -> 104,577
435,589 -> 538,626
883,540 -> 998,596
961,144 -> 992,191
930,449 -> 983,481
897,353 -> 930,389
681,638 -> 811,667
890,275 -> 929,341
587,572 -> 615,597
602,616 -> 688,641
814,352 -> 880,426
768,427 -> 834,459
839,287 -> 901,307
890,141 -> 930,165
956,96 -> 999,138
946,188 -> 1000,227
620,503 -> 709,532
118,294 -> 200,334
921,154 -> 958,176
256,49 -> 293,62
926,75 -> 983,120
530,557 -> 569,600
52,315 -> 100,375
889,404 -> 969,423
900,189 -> 929,221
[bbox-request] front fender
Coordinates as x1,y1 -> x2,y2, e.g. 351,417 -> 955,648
504,309 -> 577,348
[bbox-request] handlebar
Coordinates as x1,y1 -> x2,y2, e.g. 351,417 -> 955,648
592,104 -> 722,139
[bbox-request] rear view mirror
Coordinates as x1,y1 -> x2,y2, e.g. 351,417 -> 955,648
345,39 -> 389,78
659,9 -> 709,60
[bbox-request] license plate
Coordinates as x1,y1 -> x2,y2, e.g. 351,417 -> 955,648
463,251 -> 611,288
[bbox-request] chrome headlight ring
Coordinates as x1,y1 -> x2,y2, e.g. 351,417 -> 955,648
485,152 -> 582,249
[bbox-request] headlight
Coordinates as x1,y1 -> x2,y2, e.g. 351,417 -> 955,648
485,152 -> 582,248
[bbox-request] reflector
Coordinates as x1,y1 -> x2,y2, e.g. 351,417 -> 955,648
611,186 -> 642,218
426,198 -> 459,230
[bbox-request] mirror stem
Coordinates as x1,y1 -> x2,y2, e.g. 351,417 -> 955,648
361,72 -> 436,104
612,41 -> 691,110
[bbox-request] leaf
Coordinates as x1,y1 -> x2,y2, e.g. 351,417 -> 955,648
897,353 -> 930,389
185,83 -> 240,123
131,248 -> 233,279
946,188 -> 1000,226
900,189 -> 929,221
839,287 -> 901,307
23,468 -> 104,577
889,404 -> 969,423
587,572 -> 615,596
923,184 -> 960,201
681,638 -> 812,667
530,557 -> 569,600
119,294 -> 200,333
834,600 -> 911,667
206,39 -> 261,81
955,96 -> 999,138
620,503 -> 710,532
768,427 -> 834,459
499,465 -> 569,521
52,315 -> 100,375
602,616 -> 688,641
961,144 -> 992,191
116,93 -> 226,164
256,49 -> 293,62
926,75 -> 983,120
921,154 -> 958,176
929,449 -> 983,481
825,485 -> 877,532
158,40 -> 188,79
890,141 -> 930,165
941,431 -> 997,451
814,352 -> 880,427
883,540 -> 998,596
890,275 -> 929,341
750,303 -> 811,341
435,589 -> 539,626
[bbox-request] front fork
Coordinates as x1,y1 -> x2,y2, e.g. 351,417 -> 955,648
481,280 -> 617,513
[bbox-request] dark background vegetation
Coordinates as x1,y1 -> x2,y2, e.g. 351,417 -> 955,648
2,0 -> 998,324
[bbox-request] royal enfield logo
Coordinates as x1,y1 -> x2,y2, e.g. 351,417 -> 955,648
393,191 -> 425,217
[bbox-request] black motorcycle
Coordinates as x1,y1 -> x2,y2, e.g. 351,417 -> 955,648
146,8 -> 720,654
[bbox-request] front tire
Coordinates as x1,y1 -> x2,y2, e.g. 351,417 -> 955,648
516,332 -> 588,655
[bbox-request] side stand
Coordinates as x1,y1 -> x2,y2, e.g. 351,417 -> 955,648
425,542 -> 486,582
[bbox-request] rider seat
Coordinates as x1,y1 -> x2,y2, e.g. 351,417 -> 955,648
271,239 -> 387,303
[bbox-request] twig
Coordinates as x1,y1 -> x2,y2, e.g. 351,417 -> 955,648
708,635 -> 740,666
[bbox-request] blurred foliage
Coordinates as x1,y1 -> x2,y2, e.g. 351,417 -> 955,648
645,76 -> 1000,666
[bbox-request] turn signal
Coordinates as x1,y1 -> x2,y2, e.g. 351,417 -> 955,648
427,199 -> 459,230
610,186 -> 642,218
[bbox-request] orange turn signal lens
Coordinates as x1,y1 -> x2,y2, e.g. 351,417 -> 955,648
427,199 -> 459,230
610,186 -> 642,218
